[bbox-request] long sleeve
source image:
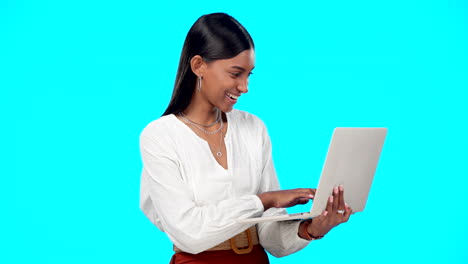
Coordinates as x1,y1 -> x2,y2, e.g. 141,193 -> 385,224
256,121 -> 310,257
139,133 -> 264,254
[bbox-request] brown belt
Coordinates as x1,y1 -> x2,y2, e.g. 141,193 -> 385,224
173,226 -> 259,255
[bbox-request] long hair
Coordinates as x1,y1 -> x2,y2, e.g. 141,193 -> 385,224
162,13 -> 254,116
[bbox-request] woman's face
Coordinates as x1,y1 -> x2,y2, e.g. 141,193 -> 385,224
201,49 -> 255,113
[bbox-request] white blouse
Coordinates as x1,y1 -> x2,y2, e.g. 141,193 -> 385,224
139,109 -> 310,257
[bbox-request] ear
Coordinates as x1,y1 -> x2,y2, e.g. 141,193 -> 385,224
190,55 -> 206,77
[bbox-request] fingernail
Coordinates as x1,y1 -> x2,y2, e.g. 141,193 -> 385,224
309,194 -> 314,198
323,211 -> 328,216
339,185 -> 344,191
329,196 -> 334,203
345,202 -> 349,208
334,187 -> 338,194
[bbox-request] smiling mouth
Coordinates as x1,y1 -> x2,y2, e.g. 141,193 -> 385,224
226,92 -> 239,100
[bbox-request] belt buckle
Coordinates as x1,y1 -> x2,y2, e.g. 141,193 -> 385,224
229,228 -> 253,255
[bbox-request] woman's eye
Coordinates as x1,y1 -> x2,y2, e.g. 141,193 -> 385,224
230,71 -> 253,78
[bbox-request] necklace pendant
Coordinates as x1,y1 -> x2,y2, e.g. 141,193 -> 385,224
216,151 -> 222,157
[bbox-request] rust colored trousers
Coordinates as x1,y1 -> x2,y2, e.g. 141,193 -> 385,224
169,245 -> 270,264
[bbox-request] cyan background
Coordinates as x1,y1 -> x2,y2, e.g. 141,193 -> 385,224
2,0 -> 467,263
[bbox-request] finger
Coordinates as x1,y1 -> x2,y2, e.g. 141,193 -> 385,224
343,203 -> 352,221
305,189 -> 315,199
296,188 -> 315,199
295,188 -> 314,193
332,186 -> 339,212
310,188 -> 317,196
296,198 -> 310,204
291,191 -> 313,201
303,191 -> 314,199
326,195 -> 333,214
337,185 -> 345,213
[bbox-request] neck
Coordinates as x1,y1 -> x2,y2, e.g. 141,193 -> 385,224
183,95 -> 220,125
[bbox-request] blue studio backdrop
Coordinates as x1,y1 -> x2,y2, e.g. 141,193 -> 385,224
2,0 -> 467,263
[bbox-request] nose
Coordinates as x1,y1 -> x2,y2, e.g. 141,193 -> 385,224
237,78 -> 249,94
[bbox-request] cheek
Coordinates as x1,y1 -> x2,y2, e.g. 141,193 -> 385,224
206,72 -> 233,91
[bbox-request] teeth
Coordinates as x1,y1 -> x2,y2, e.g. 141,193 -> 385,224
226,93 -> 239,100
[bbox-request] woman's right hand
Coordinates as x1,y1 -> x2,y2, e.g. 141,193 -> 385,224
257,188 -> 316,211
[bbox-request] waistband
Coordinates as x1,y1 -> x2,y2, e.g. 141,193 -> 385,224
173,226 -> 259,255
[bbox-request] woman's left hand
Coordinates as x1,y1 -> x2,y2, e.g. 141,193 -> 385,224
305,185 -> 352,238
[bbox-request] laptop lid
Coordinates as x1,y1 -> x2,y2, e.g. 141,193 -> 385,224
309,127 -> 387,217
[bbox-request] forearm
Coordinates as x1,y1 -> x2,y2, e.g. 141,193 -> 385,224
258,216 -> 310,258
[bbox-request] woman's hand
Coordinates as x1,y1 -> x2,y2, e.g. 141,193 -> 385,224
300,185 -> 352,239
257,188 -> 316,211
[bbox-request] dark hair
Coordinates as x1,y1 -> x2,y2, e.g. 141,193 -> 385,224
162,13 -> 254,116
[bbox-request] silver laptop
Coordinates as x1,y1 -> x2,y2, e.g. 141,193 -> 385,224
237,127 -> 387,224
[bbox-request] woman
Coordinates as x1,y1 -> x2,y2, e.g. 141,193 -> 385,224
139,13 -> 352,263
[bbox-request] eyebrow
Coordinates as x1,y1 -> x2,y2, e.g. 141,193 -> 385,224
230,66 -> 255,72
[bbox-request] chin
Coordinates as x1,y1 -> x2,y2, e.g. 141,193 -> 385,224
219,105 -> 234,113
213,98 -> 235,113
